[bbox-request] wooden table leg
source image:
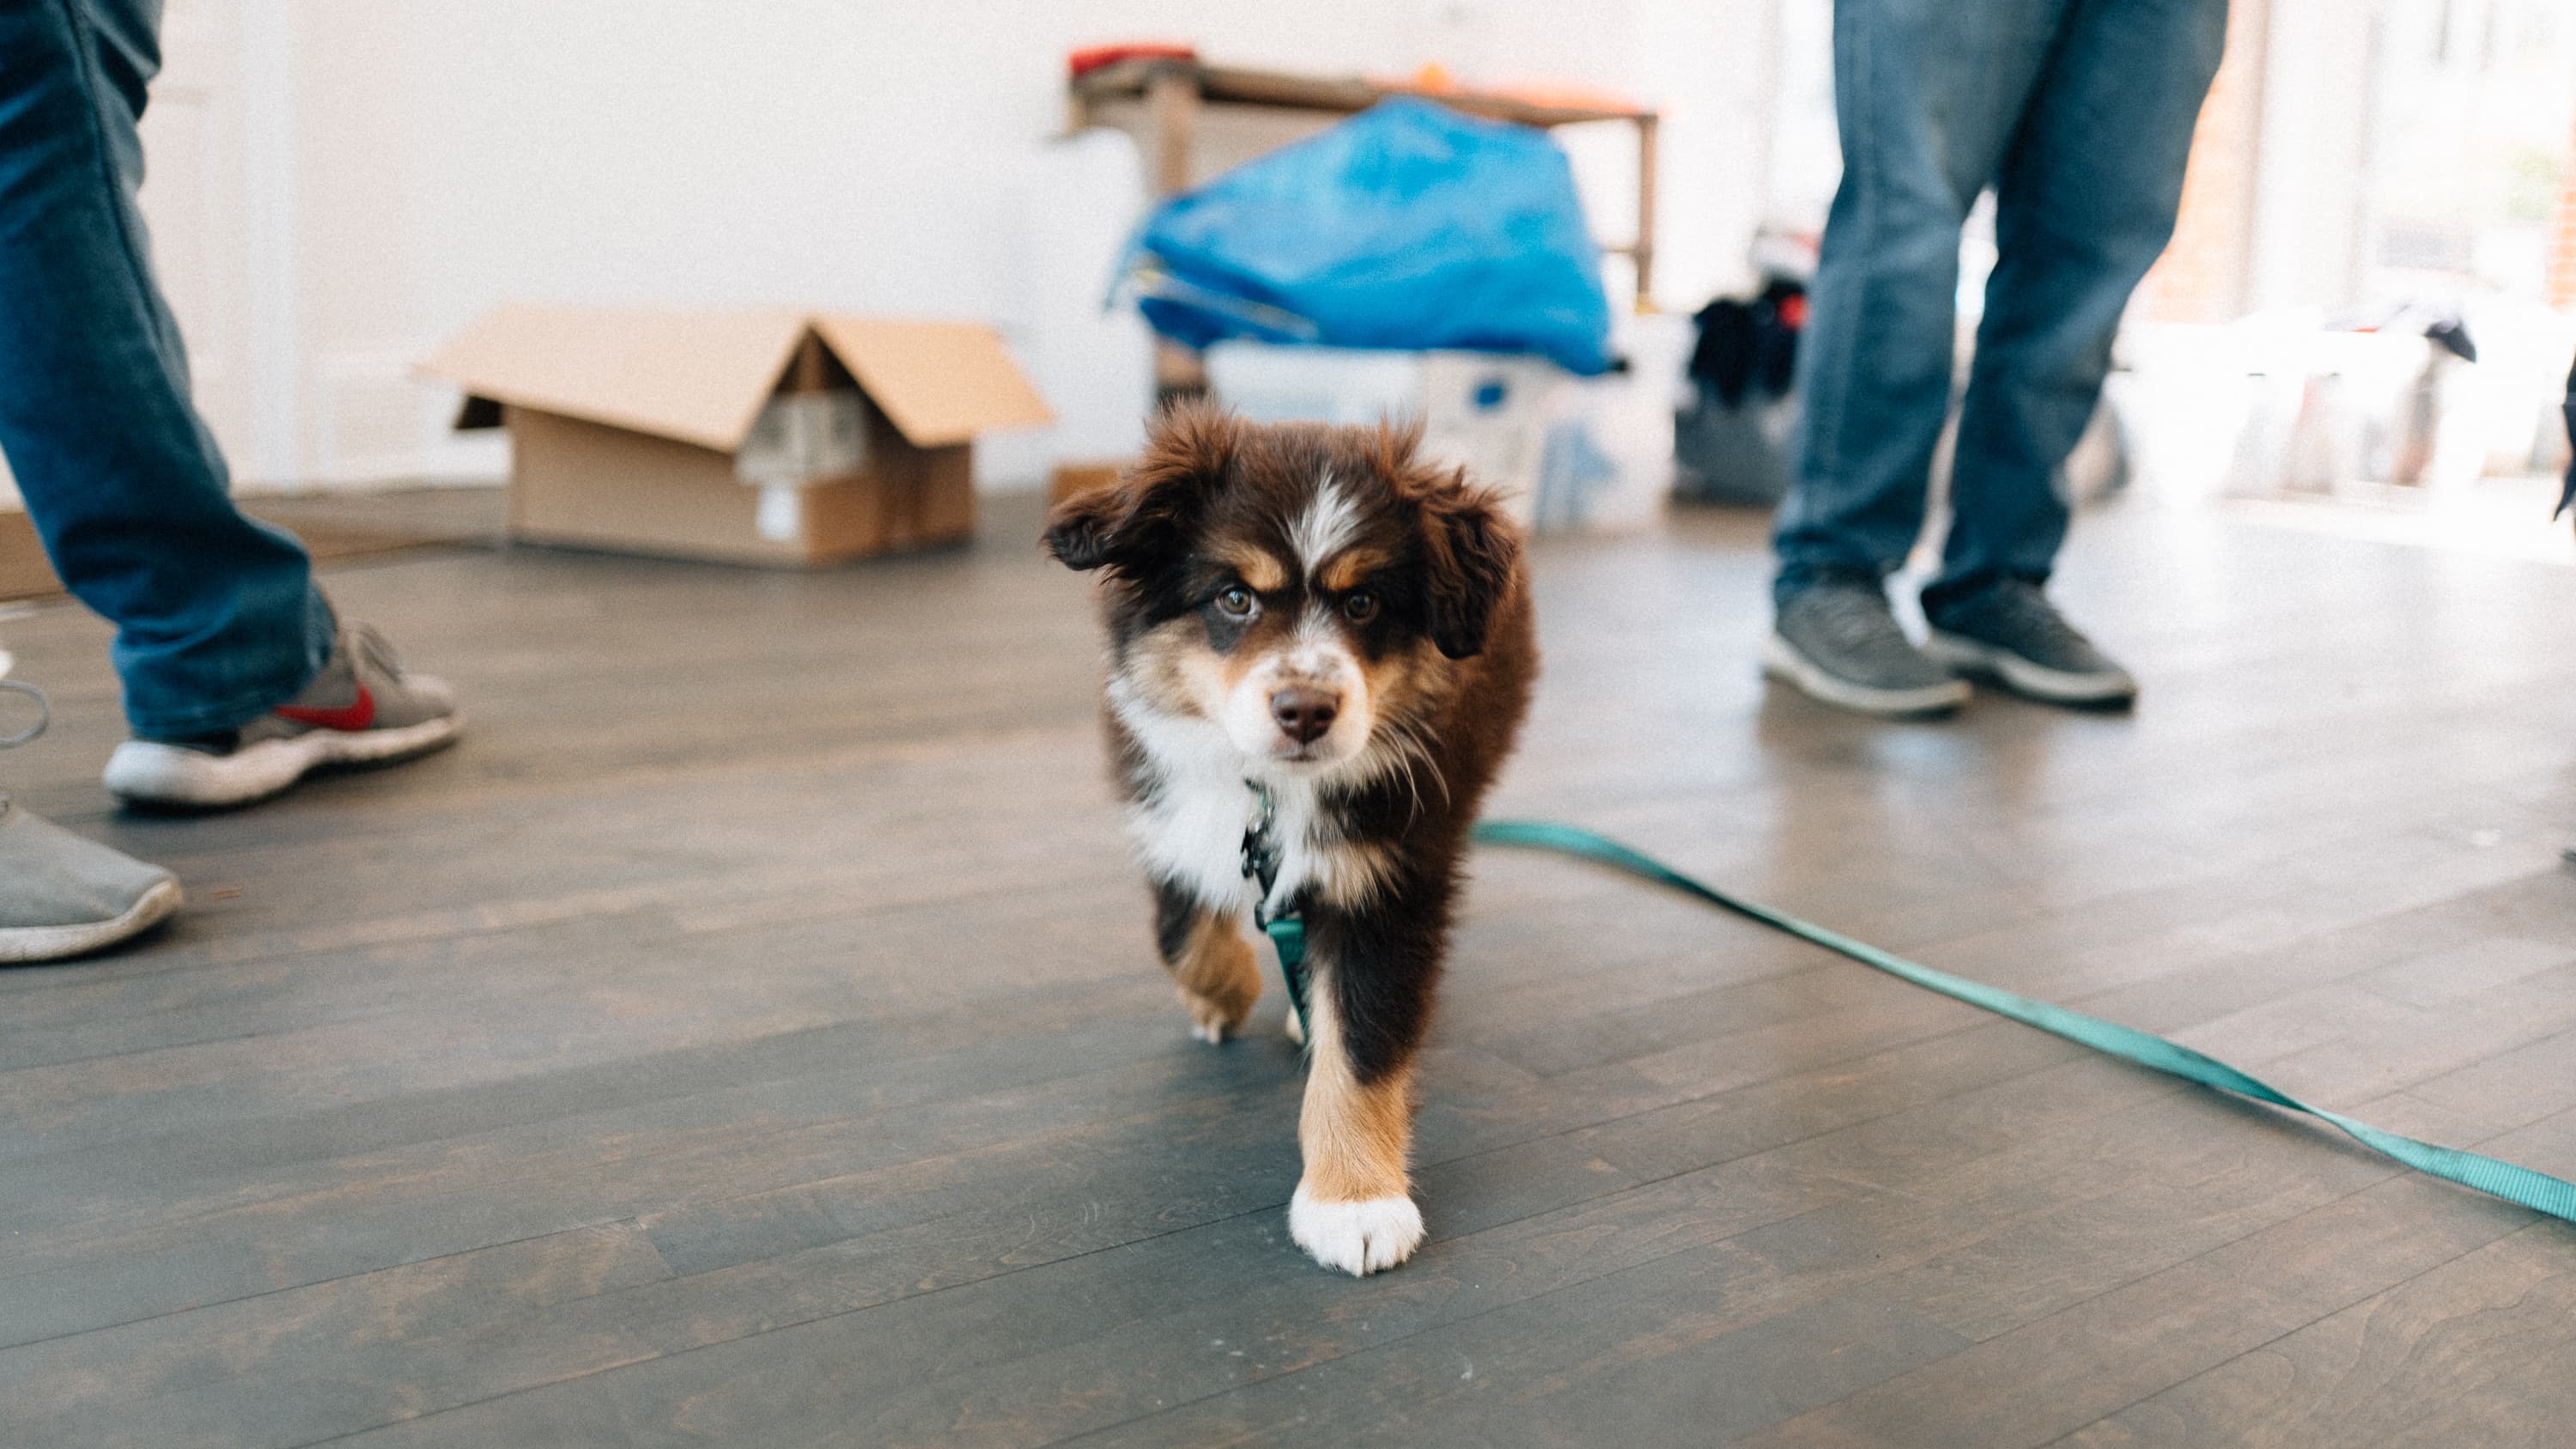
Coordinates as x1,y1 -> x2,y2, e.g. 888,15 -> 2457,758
1634,113 -> 1660,312
1145,65 -> 1208,399
1146,66 -> 1199,197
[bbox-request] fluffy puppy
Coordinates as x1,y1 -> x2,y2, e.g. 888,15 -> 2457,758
1044,403 -> 1535,1275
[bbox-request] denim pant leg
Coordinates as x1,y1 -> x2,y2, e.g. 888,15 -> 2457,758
1927,0 -> 2228,611
1773,0 -> 2066,609
0,0 -> 332,737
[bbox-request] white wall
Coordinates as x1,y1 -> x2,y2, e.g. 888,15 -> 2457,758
80,0 -> 1790,496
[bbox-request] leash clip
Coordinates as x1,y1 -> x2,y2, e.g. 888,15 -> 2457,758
1242,779 -> 1312,1039
1240,779 -> 1279,902
1240,779 -> 1299,928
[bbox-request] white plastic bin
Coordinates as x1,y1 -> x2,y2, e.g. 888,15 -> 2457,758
1206,337 -> 1675,533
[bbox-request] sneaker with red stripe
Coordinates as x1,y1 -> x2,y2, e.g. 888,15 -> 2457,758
103,624 -> 462,810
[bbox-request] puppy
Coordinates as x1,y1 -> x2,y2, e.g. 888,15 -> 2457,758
1044,403 -> 1535,1275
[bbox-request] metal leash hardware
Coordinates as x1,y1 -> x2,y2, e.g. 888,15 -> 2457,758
1242,780 -> 1311,1040
0,679 -> 49,749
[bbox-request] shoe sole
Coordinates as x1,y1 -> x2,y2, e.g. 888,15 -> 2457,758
0,876 -> 183,964
1760,632 -> 1969,718
1922,630 -> 2138,706
102,715 -> 464,811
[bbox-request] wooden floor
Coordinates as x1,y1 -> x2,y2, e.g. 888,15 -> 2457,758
3,490 -> 2573,1447
2,487 -> 501,601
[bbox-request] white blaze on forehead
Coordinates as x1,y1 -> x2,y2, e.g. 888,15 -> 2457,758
1285,606 -> 1358,680
1287,478 -> 1362,575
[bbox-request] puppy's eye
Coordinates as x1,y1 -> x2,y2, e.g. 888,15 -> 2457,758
1342,592 -> 1380,624
1215,586 -> 1255,618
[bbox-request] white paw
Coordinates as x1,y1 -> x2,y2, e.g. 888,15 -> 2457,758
1179,987 -> 1241,1044
1282,1008 -> 1305,1046
1289,1184 -> 1424,1275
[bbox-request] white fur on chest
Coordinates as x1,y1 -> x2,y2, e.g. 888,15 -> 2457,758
1111,681 -> 1384,916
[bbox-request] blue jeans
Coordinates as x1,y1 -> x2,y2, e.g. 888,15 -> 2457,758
0,0 -> 332,736
1775,0 -> 2227,612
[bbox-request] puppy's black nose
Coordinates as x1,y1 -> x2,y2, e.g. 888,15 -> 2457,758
1270,687 -> 1339,745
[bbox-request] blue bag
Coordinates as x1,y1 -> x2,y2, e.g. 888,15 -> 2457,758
1125,97 -> 1613,376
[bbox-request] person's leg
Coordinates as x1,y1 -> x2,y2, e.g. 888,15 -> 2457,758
1762,0 -> 2068,716
1927,0 -> 2227,612
1,0 -> 459,810
1773,0 -> 2067,604
0,0 -> 334,739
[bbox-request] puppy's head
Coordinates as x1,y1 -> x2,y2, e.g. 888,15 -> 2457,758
1046,402 -> 1519,776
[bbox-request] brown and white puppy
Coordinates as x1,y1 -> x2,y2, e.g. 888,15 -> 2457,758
1045,403 -> 1535,1275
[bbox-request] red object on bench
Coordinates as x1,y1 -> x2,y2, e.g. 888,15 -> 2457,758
1068,44 -> 1197,79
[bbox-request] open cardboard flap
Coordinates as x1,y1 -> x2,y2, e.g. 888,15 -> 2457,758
807,317 -> 1054,447
420,307 -> 810,453
420,306 -> 1053,453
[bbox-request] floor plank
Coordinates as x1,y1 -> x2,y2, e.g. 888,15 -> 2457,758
1,491 -> 2572,1446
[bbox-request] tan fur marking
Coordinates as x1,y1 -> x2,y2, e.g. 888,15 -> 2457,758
1320,548 -> 1391,594
1354,648 -> 1421,727
1297,977 -> 1416,1202
1127,619 -> 1208,718
1214,611 -> 1304,702
1133,606 -> 1296,710
1217,544 -> 1288,594
1129,617 -> 1248,721
1309,837 -> 1400,908
1171,910 -> 1261,1038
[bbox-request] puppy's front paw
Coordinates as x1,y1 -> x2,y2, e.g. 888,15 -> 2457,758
1180,984 -> 1251,1044
1289,1182 -> 1424,1275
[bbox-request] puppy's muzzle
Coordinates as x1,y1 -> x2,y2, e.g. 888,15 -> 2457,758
1269,685 -> 1340,746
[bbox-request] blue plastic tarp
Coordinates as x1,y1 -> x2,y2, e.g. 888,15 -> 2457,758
1124,97 -> 1613,376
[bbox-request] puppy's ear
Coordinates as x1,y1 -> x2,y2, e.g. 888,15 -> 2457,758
1041,482 -> 1145,572
1042,401 -> 1239,573
1421,476 -> 1521,660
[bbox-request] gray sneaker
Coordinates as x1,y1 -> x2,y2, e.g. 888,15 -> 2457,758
1923,579 -> 2137,706
0,680 -> 181,964
1763,581 -> 1972,717
103,623 -> 462,810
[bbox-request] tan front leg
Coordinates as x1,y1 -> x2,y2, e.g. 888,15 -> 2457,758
1166,906 -> 1261,1043
1289,973 -> 1424,1275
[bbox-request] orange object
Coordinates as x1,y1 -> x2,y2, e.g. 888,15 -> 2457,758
1478,80 -> 1645,113
1366,73 -> 1643,116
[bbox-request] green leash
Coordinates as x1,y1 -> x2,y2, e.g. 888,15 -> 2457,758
1267,916 -> 1309,1037
1473,819 -> 2576,1227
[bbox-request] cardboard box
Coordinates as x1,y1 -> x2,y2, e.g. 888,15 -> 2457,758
0,508 -> 58,602
421,307 -> 1053,566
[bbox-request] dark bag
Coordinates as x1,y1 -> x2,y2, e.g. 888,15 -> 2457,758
1673,280 -> 1805,506
2559,354 -> 2573,519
